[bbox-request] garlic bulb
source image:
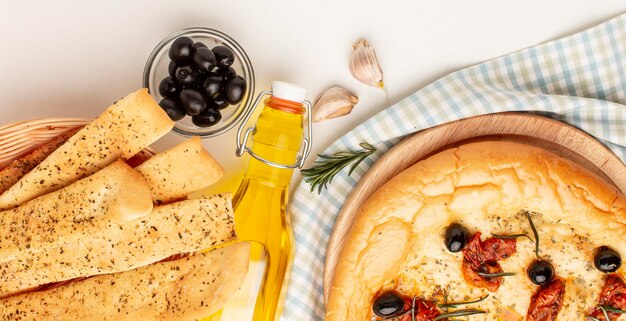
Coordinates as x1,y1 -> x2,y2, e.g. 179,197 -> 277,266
349,39 -> 384,88
312,87 -> 359,122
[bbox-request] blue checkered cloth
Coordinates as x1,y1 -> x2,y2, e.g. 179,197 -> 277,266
283,13 -> 626,321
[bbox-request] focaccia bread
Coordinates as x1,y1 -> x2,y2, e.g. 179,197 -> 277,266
326,141 -> 626,321
136,136 -> 224,204
0,194 -> 236,298
0,242 -> 250,321
0,89 -> 174,209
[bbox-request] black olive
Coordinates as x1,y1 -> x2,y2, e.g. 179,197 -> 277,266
192,108 -> 222,127
216,66 -> 236,80
193,42 -> 207,49
158,77 -> 179,98
594,246 -> 622,273
174,65 -> 198,86
159,98 -> 185,121
168,61 -> 178,77
201,74 -> 223,98
372,292 -> 404,318
168,36 -> 195,64
223,75 -> 247,105
179,89 -> 206,116
193,47 -> 217,73
213,95 -> 229,110
212,45 -> 235,68
527,260 -> 554,286
444,223 -> 468,253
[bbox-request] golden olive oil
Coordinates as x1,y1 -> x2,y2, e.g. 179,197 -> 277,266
204,95 -> 304,321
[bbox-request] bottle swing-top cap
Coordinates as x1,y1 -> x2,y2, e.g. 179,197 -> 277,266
271,81 -> 307,103
235,81 -> 313,169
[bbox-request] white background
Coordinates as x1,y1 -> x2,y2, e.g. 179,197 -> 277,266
1,0 -> 625,191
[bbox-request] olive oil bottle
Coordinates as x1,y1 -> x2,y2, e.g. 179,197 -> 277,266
207,82 -> 311,321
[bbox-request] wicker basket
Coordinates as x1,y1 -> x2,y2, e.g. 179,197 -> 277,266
0,118 -> 156,170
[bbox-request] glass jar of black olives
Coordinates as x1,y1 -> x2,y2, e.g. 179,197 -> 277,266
143,27 -> 254,138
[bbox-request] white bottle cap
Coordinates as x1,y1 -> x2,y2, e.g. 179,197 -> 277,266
271,81 -> 306,103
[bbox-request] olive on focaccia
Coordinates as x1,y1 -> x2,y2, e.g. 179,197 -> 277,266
326,141 -> 626,321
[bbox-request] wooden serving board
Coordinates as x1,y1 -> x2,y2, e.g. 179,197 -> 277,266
322,112 -> 626,303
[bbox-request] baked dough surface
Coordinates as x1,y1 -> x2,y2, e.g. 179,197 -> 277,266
326,141 -> 626,320
0,242 -> 250,321
0,89 -> 174,209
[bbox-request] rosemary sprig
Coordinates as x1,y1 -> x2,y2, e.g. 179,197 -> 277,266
442,291 -> 450,313
381,294 -> 488,321
477,271 -> 516,278
301,143 -> 376,194
434,309 -> 486,320
492,233 -> 534,242
584,304 -> 626,320
601,305 -> 626,314
601,306 -> 611,321
438,295 -> 489,309
523,210 -> 541,258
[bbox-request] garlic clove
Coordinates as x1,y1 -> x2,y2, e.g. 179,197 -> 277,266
349,39 -> 384,88
312,86 -> 359,123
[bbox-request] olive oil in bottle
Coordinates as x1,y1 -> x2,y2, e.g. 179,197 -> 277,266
206,82 -> 311,321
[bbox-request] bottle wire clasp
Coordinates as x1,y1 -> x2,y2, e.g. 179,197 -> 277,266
235,90 -> 312,169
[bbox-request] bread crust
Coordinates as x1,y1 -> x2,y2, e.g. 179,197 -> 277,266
0,127 -> 81,194
326,141 -> 626,320
0,160 -> 152,263
0,194 -> 236,298
0,89 -> 174,209
136,136 -> 224,204
0,242 -> 250,320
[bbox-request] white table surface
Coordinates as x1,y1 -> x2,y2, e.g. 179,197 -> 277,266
1,0 -> 625,192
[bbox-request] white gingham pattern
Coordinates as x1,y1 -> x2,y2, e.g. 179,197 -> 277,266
283,13 -> 626,321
